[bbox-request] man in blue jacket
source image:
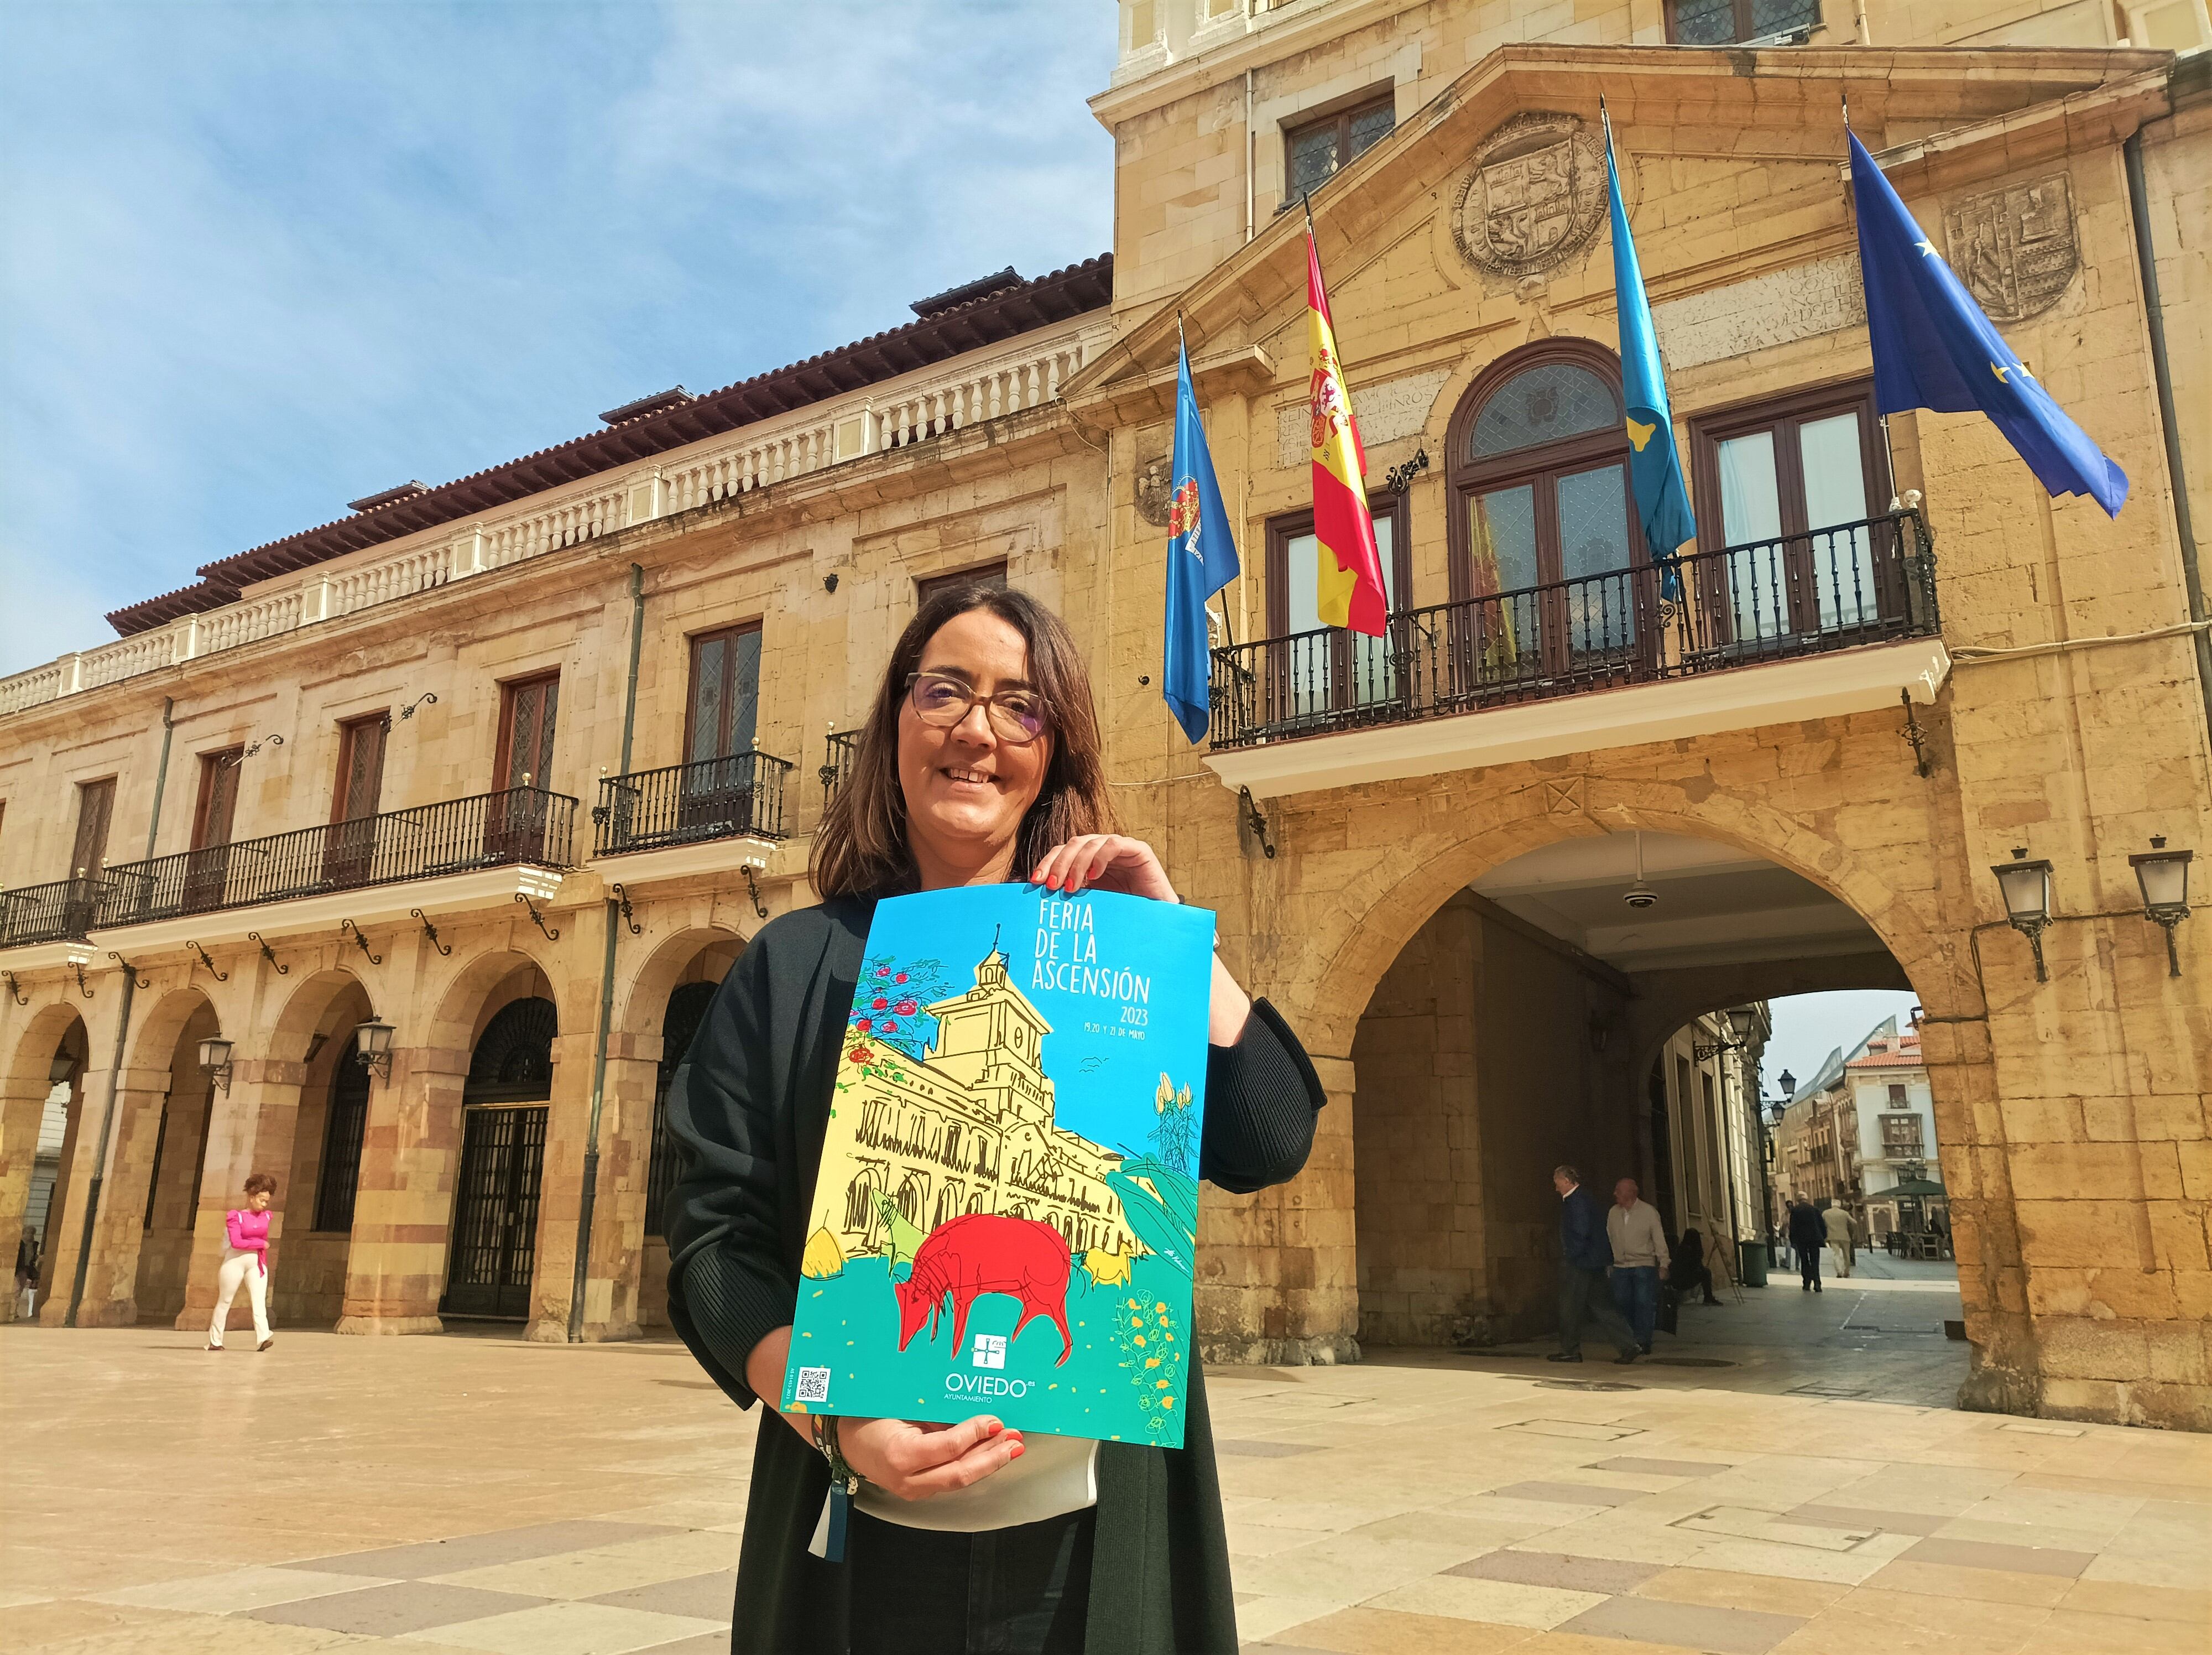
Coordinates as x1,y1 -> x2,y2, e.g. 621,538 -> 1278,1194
1551,1164 -> 1640,1363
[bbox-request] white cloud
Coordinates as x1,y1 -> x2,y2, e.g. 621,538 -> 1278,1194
0,1 -> 1114,676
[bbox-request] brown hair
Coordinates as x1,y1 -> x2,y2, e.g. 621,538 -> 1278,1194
243,1172 -> 277,1198
811,585 -> 1116,900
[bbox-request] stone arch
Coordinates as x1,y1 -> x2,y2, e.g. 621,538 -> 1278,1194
1,1001 -> 93,1320
425,944 -> 564,1055
616,925 -> 745,1038
272,970 -> 379,1330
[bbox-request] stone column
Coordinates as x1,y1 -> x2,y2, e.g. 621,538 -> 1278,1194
176,1056 -> 307,1334
39,1062 -> 169,1327
525,1029 -> 619,1344
335,1043 -> 468,1334
582,1042 -> 663,1342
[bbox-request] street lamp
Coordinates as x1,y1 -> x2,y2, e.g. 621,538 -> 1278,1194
2130,836 -> 2193,978
353,1019 -> 395,1082
1991,847 -> 2054,982
1693,1005 -> 1759,1064
49,1049 -> 77,1087
197,1036 -> 234,1095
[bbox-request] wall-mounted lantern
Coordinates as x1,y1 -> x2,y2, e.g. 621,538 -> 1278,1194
197,1035 -> 234,1094
353,1018 -> 396,1082
2130,836 -> 2193,978
1990,847 -> 2054,982
49,1049 -> 78,1087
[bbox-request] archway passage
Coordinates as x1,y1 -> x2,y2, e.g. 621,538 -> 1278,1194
636,948 -> 738,1331
275,975 -> 378,1329
1349,829 -> 1962,1404
441,996 -> 556,1321
132,997 -> 222,1325
8,1011 -> 90,1321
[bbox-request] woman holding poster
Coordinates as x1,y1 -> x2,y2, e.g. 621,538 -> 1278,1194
665,582 -> 1328,1654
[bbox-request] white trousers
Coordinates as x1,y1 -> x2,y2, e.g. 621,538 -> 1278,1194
210,1247 -> 269,1346
1828,1240 -> 1853,1278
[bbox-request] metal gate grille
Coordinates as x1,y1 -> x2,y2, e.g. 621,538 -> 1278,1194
441,1105 -> 547,1320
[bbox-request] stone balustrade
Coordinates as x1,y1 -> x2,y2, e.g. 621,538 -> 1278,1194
0,317 -> 1107,719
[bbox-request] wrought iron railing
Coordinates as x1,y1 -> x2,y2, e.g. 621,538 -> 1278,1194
92,787 -> 578,930
1209,509 -> 1938,750
0,875 -> 108,948
592,750 -> 793,857
820,730 -> 859,809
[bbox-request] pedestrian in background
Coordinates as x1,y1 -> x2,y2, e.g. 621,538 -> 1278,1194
1670,1227 -> 1722,1306
14,1225 -> 39,1319
1605,1178 -> 1667,1354
1820,1201 -> 1856,1279
1550,1166 -> 1639,1365
208,1173 -> 276,1351
1787,1200 -> 1825,1292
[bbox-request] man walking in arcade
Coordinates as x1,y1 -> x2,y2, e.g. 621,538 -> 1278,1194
1551,1166 -> 1641,1364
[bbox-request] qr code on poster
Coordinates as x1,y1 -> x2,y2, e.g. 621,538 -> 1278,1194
794,1367 -> 832,1404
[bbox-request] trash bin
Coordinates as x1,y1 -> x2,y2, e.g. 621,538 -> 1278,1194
1738,1238 -> 1769,1287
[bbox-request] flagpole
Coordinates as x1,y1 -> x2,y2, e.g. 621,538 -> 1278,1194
1178,308 -> 1240,653
1843,91 -> 1906,505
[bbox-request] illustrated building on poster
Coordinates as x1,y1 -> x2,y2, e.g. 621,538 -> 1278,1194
830,942 -> 1141,1266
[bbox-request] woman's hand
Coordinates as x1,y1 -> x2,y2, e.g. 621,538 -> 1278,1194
1031,835 -> 1251,1044
1030,835 -> 1177,903
835,1414 -> 1025,1500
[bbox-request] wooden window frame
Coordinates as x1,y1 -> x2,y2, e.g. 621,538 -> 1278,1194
330,713 -> 390,824
1663,0 -> 1820,44
492,672 -> 561,793
1284,90 -> 1396,206
1687,379 -> 1890,555
1262,490 -> 1412,638
191,748 -> 244,851
915,562 -> 1009,608
682,623 -> 764,764
1444,339 -> 1644,603
70,776 -> 117,879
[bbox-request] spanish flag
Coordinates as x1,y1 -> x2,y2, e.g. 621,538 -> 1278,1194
1306,232 -> 1387,637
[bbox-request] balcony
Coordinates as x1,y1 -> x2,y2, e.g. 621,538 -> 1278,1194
66,787 -> 578,959
590,751 -> 792,886
0,876 -> 106,949
1206,510 -> 1949,799
819,730 -> 860,809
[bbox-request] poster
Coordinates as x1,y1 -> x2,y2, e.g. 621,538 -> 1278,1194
781,883 -> 1215,1445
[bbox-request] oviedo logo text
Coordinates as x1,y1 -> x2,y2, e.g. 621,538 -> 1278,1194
948,1333 -> 1031,1397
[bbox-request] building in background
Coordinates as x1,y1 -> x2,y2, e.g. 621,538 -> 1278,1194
1848,1016 -> 1949,1250
1,1 -> 2207,1428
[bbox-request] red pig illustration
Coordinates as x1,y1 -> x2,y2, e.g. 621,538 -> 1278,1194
894,1214 -> 1074,1367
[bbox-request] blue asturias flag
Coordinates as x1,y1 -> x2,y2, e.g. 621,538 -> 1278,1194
1163,337 -> 1241,745
1603,115 -> 1695,595
1849,130 -> 2126,518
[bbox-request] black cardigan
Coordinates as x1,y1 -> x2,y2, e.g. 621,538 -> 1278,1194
663,894 -> 1328,1654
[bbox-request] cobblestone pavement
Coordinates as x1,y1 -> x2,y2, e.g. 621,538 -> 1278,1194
3,1282 -> 2205,1655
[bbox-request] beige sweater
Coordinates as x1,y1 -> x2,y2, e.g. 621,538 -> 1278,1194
1606,1199 -> 1669,1269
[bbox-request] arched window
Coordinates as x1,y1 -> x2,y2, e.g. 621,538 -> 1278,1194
465,997 -> 557,1105
1446,343 -> 1647,692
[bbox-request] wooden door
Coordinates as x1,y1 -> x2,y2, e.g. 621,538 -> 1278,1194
491,675 -> 559,861
324,715 -> 388,888
181,750 -> 242,915
70,779 -> 114,879
678,629 -> 761,840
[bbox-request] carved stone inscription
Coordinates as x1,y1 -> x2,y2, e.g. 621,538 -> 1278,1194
1943,173 -> 2077,322
1453,112 -> 1606,279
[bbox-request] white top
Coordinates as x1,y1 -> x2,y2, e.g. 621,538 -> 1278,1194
854,1433 -> 1098,1533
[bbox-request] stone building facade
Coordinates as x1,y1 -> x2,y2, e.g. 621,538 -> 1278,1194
2,1 -> 2208,1428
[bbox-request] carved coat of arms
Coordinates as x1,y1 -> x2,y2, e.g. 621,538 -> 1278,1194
1942,173 -> 2077,322
1135,450 -> 1172,528
1454,112 -> 1606,279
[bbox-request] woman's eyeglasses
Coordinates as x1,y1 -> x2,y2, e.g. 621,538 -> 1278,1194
906,672 -> 1048,746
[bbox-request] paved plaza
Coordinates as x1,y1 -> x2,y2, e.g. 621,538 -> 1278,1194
3,1262 -> 2206,1655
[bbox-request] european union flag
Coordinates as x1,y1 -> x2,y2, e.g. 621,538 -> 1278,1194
1849,130 -> 2126,517
1604,118 -> 1695,596
1164,337 -> 1241,745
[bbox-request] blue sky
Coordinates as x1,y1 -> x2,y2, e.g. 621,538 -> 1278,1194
1764,989 -> 1922,1104
0,2 -> 1114,676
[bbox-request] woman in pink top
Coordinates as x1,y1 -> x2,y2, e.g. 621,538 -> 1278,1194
208,1172 -> 276,1351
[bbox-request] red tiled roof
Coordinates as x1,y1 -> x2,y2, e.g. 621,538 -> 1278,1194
1848,1038 -> 1923,1069
107,254 -> 1113,636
